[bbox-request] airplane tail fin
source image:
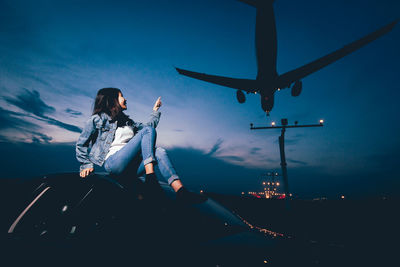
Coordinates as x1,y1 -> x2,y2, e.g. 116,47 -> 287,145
238,0 -> 275,8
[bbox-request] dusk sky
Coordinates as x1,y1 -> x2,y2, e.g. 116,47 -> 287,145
0,0 -> 399,198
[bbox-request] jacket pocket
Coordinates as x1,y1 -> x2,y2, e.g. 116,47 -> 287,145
99,127 -> 110,140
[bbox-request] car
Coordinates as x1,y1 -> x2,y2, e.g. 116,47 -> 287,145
2,172 -> 340,266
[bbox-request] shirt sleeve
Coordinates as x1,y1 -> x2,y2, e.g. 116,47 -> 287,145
76,115 -> 99,171
134,110 -> 161,131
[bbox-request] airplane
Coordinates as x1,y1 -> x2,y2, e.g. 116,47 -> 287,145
175,0 -> 398,115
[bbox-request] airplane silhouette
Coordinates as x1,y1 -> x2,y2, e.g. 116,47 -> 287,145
176,0 -> 397,115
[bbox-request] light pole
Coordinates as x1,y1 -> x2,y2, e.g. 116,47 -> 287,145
250,119 -> 324,203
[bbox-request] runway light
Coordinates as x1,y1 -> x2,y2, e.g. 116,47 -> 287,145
271,121 -> 276,126
61,205 -> 68,213
319,119 -> 324,124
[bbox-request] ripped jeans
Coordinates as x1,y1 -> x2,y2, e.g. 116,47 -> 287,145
103,126 -> 180,185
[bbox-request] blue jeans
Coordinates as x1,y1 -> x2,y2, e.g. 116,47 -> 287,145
104,126 -> 179,185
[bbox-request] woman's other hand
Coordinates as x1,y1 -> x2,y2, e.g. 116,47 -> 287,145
153,97 -> 162,111
80,168 -> 94,178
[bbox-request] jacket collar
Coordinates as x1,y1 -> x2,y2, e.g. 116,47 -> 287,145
100,112 -> 112,121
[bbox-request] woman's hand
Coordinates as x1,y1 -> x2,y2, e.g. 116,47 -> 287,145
153,97 -> 162,111
80,168 -> 94,178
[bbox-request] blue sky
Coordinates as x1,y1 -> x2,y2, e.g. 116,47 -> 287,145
0,0 -> 399,198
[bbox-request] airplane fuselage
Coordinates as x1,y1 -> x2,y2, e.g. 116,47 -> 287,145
256,3 -> 278,83
255,2 -> 278,113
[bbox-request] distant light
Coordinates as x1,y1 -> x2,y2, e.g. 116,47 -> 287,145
70,226 -> 77,234
241,192 -> 244,195
341,195 -> 345,199
262,182 -> 266,185
277,88 -> 281,91
271,122 -> 276,126
200,190 -> 204,194
276,182 -> 280,186
61,205 -> 68,213
275,173 -> 278,176
267,182 -> 270,185
319,119 -> 324,124
264,260 -> 268,264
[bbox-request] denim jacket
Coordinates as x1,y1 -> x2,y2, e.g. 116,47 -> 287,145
76,110 -> 161,172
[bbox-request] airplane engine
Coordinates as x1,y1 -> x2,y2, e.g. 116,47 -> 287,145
291,81 -> 302,97
236,90 -> 246,103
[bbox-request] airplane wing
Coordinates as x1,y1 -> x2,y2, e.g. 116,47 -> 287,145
276,19 -> 398,89
175,67 -> 257,93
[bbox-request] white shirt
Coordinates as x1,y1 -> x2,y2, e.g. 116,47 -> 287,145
105,126 -> 134,160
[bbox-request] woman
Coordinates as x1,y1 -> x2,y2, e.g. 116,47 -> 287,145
76,87 -> 199,201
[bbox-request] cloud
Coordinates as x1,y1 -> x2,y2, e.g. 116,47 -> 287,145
0,107 -> 39,131
3,89 -> 82,133
30,131 -> 53,144
36,116 -> 82,133
218,155 -> 245,162
206,138 -> 223,156
4,89 -> 55,117
274,138 -> 300,145
23,74 -> 51,87
250,147 -> 262,154
287,158 -> 307,165
0,107 -> 53,143
65,108 -> 83,116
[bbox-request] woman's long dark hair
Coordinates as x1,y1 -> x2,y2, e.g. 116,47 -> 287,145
92,88 -> 133,126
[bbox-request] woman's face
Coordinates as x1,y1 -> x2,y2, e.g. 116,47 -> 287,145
118,92 -> 127,110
